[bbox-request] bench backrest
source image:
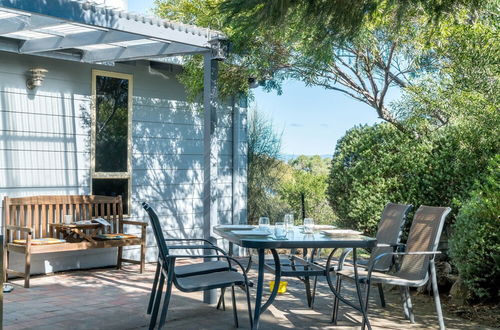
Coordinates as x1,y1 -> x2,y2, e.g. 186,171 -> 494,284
3,195 -> 123,242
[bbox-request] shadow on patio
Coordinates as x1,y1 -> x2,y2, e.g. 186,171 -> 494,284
3,263 -> 494,330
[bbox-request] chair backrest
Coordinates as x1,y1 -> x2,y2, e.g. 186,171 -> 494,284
397,205 -> 452,282
3,195 -> 123,242
142,202 -> 169,260
369,203 -> 412,271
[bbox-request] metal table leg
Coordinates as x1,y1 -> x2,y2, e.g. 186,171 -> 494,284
353,248 -> 371,330
252,248 -> 281,330
325,248 -> 372,329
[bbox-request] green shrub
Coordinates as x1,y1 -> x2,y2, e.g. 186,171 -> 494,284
449,156 -> 500,301
326,123 -> 427,235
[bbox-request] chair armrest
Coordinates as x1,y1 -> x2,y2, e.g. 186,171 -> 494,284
168,245 -> 228,256
165,238 -> 216,247
167,254 -> 248,276
336,248 -> 353,271
122,220 -> 148,227
5,225 -> 32,233
365,251 -> 441,282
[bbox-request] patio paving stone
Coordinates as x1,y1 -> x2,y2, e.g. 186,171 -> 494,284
3,262 -> 495,329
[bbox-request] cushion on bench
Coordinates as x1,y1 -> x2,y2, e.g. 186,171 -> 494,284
95,233 -> 138,240
13,238 -> 66,245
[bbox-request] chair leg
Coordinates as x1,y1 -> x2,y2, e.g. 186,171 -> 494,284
149,273 -> 165,330
231,286 -> 239,328
140,243 -> 146,274
311,276 -> 318,309
217,287 -> 226,310
158,276 -> 173,329
430,261 -> 445,330
24,250 -> 31,288
4,249 -> 9,283
147,261 -> 161,315
377,283 -> 386,307
117,246 -> 123,270
399,286 -> 410,320
332,275 -> 342,324
244,284 -> 253,328
361,281 -> 373,329
404,286 -> 415,323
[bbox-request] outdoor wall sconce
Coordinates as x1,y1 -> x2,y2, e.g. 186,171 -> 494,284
26,67 -> 48,89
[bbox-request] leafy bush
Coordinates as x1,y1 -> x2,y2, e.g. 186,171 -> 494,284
327,119 -> 499,236
449,156 -> 500,301
327,123 -> 426,235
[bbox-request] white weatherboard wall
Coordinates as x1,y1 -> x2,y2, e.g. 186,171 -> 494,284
0,51 -> 247,275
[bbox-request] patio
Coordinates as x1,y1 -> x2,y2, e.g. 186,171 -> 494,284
3,263 -> 493,330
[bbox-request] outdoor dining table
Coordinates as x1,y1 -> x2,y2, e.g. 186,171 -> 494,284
214,226 -> 377,330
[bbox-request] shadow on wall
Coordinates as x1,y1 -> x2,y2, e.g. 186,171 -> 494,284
129,95 -> 235,259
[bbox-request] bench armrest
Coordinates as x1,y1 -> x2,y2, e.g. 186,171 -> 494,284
122,220 -> 148,227
5,225 -> 32,233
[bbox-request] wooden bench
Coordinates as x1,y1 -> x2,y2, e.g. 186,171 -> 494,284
3,195 -> 147,288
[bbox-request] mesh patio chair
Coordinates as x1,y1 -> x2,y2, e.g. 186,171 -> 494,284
295,203 -> 411,310
332,205 -> 451,330
143,202 -> 253,329
327,203 -> 412,307
146,235 -> 232,316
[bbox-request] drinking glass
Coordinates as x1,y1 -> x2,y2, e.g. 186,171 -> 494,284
284,213 -> 294,231
258,217 -> 270,231
274,222 -> 287,239
303,218 -> 315,234
64,214 -> 73,224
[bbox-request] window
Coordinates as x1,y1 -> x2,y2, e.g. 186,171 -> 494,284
91,70 -> 132,214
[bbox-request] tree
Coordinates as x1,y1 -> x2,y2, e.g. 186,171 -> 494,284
246,109 -> 289,223
220,0 -> 483,43
289,155 -> 331,176
154,0 -> 463,133
280,162 -> 336,225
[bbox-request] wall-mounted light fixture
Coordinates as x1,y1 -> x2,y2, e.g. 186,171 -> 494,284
26,67 -> 48,89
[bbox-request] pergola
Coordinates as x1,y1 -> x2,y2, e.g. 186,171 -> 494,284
0,0 -> 232,302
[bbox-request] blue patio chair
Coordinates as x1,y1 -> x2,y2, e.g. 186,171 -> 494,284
143,202 -> 253,329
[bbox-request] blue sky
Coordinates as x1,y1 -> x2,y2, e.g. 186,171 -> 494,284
130,0 -> 381,156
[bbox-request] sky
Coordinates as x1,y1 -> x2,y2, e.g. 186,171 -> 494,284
130,0 -> 381,156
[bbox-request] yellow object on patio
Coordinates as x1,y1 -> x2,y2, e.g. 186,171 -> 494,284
269,280 -> 288,294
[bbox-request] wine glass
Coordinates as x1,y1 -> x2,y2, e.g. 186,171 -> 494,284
258,217 -> 270,232
284,213 -> 294,231
303,218 -> 315,234
274,222 -> 287,239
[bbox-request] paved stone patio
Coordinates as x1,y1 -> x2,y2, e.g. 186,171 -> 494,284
3,262 -> 495,329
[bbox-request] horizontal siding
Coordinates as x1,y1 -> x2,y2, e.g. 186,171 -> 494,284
0,169 -> 88,188
0,52 -> 248,271
0,149 -> 88,169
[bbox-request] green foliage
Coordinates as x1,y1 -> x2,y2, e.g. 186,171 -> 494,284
220,0 -> 483,43
246,109 -> 288,223
449,156 -> 500,301
280,156 -> 336,225
289,155 -> 331,176
327,124 -> 426,235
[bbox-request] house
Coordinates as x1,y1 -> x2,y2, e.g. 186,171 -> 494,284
0,0 -> 247,276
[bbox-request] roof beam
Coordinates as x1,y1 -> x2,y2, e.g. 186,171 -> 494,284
0,38 -> 83,62
0,0 -> 221,48
0,13 -> 64,35
19,30 -> 145,54
82,42 -> 205,63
